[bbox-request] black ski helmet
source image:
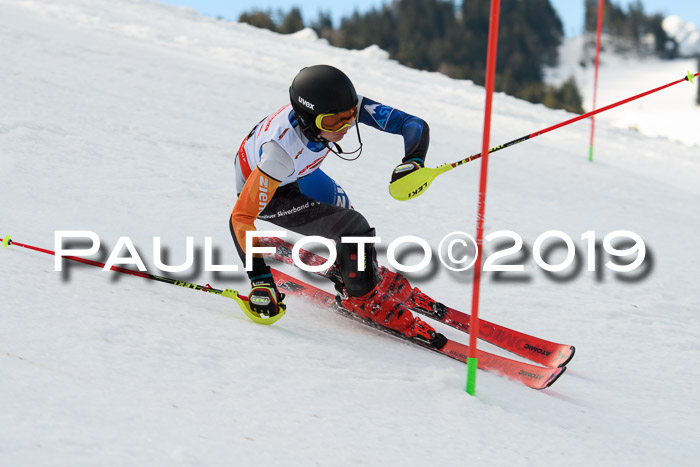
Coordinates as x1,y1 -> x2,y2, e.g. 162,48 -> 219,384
289,65 -> 358,142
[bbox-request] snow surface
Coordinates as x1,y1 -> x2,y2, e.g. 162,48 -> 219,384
1,1 -> 699,465
664,15 -> 700,58
545,34 -> 700,148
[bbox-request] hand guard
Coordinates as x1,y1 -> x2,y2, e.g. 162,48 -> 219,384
391,161 -> 423,183
249,275 -> 286,317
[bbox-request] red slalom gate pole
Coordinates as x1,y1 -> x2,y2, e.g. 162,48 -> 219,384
589,0 -> 604,162
467,0 -> 500,396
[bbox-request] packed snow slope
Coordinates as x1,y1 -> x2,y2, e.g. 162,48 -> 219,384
1,1 -> 698,466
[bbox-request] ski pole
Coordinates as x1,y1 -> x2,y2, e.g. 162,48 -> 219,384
389,71 -> 700,201
1,234 -> 285,325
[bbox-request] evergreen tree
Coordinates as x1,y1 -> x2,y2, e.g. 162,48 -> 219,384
584,0 -> 670,56
278,8 -> 304,34
311,11 -> 333,39
556,77 -> 585,114
238,7 -> 305,34
238,10 -> 277,32
337,9 -> 397,55
239,1 -> 584,114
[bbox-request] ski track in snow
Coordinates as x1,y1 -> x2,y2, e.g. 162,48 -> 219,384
1,1 -> 699,465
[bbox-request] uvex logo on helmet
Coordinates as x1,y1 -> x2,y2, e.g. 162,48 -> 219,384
298,96 -> 315,110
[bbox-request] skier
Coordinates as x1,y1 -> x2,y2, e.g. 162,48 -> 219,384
229,64 -> 446,348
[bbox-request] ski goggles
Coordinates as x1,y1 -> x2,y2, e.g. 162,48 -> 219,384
315,107 -> 357,132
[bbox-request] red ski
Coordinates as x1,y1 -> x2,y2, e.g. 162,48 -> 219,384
260,236 -> 574,368
271,267 -> 566,390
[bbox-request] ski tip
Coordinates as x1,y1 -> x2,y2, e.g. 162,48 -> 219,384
556,345 -> 576,368
2,234 -> 11,248
540,365 -> 567,390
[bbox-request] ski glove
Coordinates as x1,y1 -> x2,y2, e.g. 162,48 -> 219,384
391,161 -> 423,183
249,275 -> 286,317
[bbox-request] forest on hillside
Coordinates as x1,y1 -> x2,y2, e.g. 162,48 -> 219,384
238,0 -> 688,112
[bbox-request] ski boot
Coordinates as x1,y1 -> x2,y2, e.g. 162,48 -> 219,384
338,273 -> 447,349
408,317 -> 448,349
335,229 -> 446,349
378,267 -> 448,320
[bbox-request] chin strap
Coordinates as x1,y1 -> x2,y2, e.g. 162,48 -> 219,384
326,123 -> 363,161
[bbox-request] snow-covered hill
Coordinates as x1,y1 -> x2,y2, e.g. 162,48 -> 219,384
1,1 -> 698,465
545,34 -> 699,147
664,15 -> 700,57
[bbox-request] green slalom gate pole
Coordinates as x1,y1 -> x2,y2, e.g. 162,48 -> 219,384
1,233 -> 285,325
589,0 -> 604,162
